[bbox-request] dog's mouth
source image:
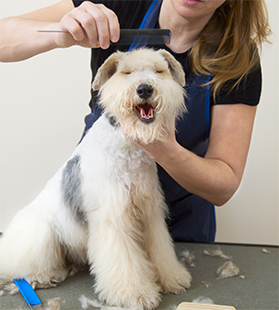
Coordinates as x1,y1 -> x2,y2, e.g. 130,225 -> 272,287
137,103 -> 155,123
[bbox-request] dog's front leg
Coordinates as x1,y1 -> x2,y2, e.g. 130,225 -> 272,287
86,206 -> 161,310
145,195 -> 192,294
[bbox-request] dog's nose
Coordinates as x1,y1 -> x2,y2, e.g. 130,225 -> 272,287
137,84 -> 153,100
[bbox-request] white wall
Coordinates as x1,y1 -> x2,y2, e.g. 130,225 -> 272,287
0,0 -> 278,245
215,0 -> 279,245
0,0 -> 91,231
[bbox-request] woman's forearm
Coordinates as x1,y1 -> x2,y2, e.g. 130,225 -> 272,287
0,17 -> 61,62
0,0 -> 120,62
156,142 -> 239,206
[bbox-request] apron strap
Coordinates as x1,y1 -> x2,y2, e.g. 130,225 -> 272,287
129,0 -> 162,51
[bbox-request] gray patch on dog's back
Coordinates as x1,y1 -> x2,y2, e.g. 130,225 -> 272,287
62,155 -> 86,222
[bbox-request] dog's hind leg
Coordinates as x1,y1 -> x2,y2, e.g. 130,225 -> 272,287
0,162 -> 88,286
87,206 -> 161,310
0,204 -> 69,286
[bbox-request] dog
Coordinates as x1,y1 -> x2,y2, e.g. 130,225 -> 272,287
0,48 -> 191,309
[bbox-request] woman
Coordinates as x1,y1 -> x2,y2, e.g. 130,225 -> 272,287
0,0 -> 271,241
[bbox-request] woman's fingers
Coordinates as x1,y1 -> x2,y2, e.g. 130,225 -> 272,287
96,4 -> 120,43
59,1 -> 119,49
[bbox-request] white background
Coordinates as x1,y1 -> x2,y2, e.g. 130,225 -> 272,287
0,0 -> 278,245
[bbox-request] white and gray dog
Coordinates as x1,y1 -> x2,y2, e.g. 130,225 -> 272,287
0,48 -> 191,309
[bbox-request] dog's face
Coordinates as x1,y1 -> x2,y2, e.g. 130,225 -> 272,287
93,48 -> 186,144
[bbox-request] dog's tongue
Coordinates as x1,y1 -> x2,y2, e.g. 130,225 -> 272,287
137,103 -> 155,123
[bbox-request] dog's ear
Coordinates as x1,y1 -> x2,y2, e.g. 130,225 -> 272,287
93,51 -> 124,90
157,50 -> 185,86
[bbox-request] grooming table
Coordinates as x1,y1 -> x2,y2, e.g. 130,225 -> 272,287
0,242 -> 278,310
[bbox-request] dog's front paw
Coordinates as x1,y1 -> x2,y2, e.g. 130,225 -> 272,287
159,264 -> 192,294
105,282 -> 161,310
134,293 -> 161,310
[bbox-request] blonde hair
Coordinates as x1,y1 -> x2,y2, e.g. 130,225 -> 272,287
190,0 -> 272,100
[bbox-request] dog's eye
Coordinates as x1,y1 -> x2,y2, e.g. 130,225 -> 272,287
123,71 -> 131,75
156,70 -> 163,74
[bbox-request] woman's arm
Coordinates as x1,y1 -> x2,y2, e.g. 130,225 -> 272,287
0,0 -> 120,62
133,103 -> 257,206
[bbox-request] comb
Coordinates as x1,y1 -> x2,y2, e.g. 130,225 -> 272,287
37,29 -> 171,45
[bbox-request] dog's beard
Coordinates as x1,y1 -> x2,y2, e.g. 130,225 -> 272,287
98,76 -> 186,144
120,117 -> 169,144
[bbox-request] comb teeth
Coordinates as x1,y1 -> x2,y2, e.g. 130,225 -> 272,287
37,29 -> 171,46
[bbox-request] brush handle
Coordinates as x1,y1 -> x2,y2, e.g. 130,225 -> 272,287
177,302 -> 236,310
13,279 -> 43,309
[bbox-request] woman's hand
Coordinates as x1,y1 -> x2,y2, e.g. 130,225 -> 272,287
57,1 -> 120,49
0,0 -> 120,62
122,124 -> 179,163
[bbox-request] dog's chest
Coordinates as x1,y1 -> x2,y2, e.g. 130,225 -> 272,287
79,115 -> 157,182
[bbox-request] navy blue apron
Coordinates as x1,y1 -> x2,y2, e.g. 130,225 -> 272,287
83,0 -> 216,242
